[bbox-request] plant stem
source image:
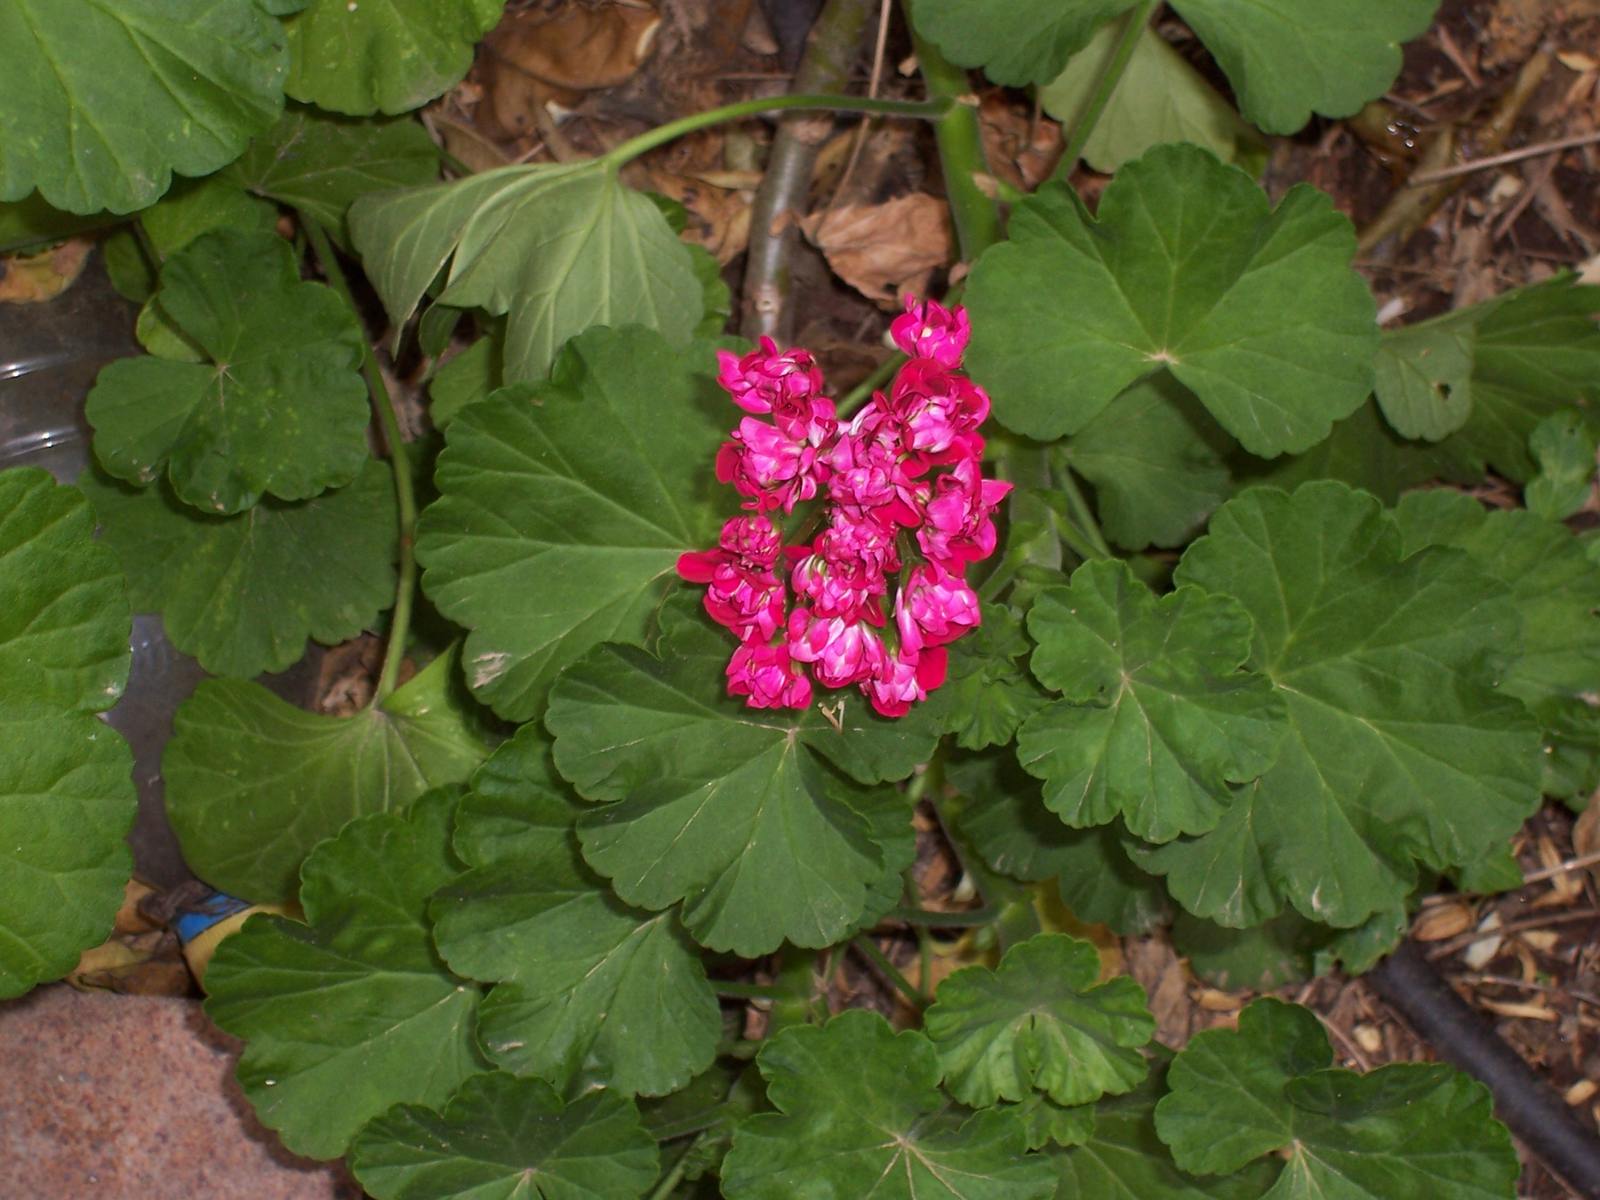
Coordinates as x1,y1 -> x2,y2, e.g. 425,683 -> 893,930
602,93 -> 950,170
851,935 -> 929,1009
767,948 -> 822,1034
887,904 -> 1000,928
713,980 -> 786,1001
838,351 -> 902,416
740,0 -> 879,341
302,214 -> 418,704
1053,0 -> 1160,180
905,6 -> 1003,261
1058,463 -> 1113,558
648,1132 -> 709,1200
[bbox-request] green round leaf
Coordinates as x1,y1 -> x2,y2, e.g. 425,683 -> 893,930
86,229 -> 370,515
1155,998 -> 1518,1198
0,469 -> 135,998
431,725 -> 721,1097
204,791 -> 485,1161
546,598 -> 939,957
1039,20 -> 1266,173
1018,559 -> 1285,843
79,457 -> 397,679
912,0 -> 1133,86
1062,376 -> 1235,551
0,0 -> 286,213
0,468 -> 130,711
416,327 -> 728,722
1437,279 -> 1600,481
1373,320 -> 1476,441
166,649 -> 493,904
0,706 -> 135,999
925,934 -> 1155,1108
226,106 -> 441,243
965,143 -> 1377,458
351,164 -> 702,384
284,0 -> 504,115
926,604 -> 1049,752
1146,483 -> 1541,928
1050,1061 -> 1278,1199
1526,410 -> 1599,521
1173,0 -> 1438,133
723,1010 -> 1056,1200
350,1072 -> 658,1200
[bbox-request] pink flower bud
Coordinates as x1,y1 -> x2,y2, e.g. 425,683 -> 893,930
862,647 -> 948,717
889,297 -> 970,368
787,609 -> 887,689
902,563 -> 980,647
727,641 -> 813,710
890,359 -> 990,459
917,456 -> 1013,571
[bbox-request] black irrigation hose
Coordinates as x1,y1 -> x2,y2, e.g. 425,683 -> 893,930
1366,940 -> 1600,1198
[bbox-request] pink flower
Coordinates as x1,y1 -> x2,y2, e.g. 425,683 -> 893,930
716,338 -> 837,443
863,647 -> 948,717
890,359 -> 989,461
898,564 -> 980,653
715,418 -> 826,513
824,406 -> 924,525
717,515 -> 782,568
727,642 -> 813,710
889,297 -> 970,368
917,457 -> 1013,571
788,609 -> 887,689
791,550 -> 887,625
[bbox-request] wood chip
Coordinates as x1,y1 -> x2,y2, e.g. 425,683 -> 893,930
1480,998 -> 1560,1022
1566,1079 -> 1599,1106
1414,902 -> 1474,941
1353,1023 -> 1384,1054
1196,988 -> 1242,1012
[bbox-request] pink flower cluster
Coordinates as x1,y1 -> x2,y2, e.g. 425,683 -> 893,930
677,298 -> 1011,718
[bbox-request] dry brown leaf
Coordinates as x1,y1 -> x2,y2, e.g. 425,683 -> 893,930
479,1 -> 661,139
979,95 -> 1062,193
0,239 -> 91,304
799,194 -> 953,306
645,168 -> 752,263
425,109 -> 513,173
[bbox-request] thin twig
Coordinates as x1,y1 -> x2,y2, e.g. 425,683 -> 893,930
1453,972 -> 1600,1010
1522,847 -> 1600,885
828,0 -> 894,209
1405,130 -> 1600,186
1424,908 -> 1600,960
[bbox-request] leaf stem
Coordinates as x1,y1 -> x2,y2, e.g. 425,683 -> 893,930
851,935 -> 929,1009
905,5 -> 1004,260
302,214 -> 417,704
1053,0 -> 1160,181
713,980 -> 786,1001
1058,463 -> 1113,559
602,92 -> 952,170
886,904 -> 1000,928
648,1132 -> 708,1200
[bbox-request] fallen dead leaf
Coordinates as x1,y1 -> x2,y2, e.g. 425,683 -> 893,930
0,239 -> 91,304
645,168 -> 752,263
799,193 -> 953,305
479,0 -> 662,139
